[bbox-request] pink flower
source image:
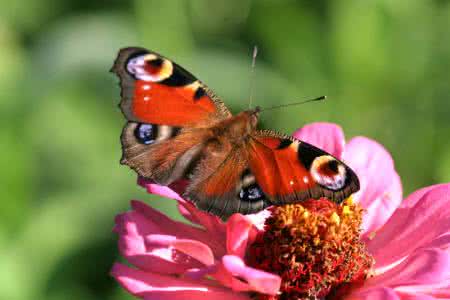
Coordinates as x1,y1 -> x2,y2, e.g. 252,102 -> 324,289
111,187 -> 281,299
111,122 -> 450,299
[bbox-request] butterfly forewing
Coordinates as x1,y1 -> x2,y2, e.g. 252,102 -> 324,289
111,47 -> 231,127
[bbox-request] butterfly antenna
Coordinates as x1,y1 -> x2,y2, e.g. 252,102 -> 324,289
248,45 -> 258,109
259,95 -> 326,112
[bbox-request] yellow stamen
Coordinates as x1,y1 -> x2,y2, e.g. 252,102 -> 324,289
248,197 -> 374,299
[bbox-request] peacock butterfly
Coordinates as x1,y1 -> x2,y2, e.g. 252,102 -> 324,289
111,47 -> 360,220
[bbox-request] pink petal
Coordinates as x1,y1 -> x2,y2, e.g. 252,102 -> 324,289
221,255 -> 281,295
244,209 -> 271,231
292,122 -> 346,158
183,265 -> 218,281
138,177 -> 186,202
178,201 -> 227,239
398,294 -> 438,300
366,184 -> 450,271
347,287 -> 441,300
343,137 -> 403,236
111,263 -> 249,300
177,202 -> 200,224
137,176 -> 228,238
114,201 -> 225,274
144,234 -> 216,267
131,201 -> 225,256
115,212 -> 196,274
400,183 -> 448,208
362,248 -> 450,297
170,239 -> 215,267
425,233 -> 450,252
226,214 -> 258,258
346,287 -> 400,300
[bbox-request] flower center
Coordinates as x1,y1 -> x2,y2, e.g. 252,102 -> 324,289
248,197 -> 373,299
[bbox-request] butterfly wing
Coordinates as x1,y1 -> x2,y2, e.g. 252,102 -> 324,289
111,47 -> 231,127
183,128 -> 359,220
121,122 -> 217,185
247,130 -> 360,204
185,144 -> 270,220
112,47 -> 230,184
112,47 -> 359,218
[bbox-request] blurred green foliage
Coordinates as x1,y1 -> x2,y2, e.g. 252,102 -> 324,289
1,1 -> 449,299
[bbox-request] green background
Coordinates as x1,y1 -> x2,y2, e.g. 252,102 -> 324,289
1,1 -> 449,299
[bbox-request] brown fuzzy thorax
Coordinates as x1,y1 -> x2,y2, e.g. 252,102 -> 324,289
209,110 -> 259,146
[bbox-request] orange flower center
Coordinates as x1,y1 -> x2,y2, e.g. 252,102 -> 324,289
248,197 -> 373,299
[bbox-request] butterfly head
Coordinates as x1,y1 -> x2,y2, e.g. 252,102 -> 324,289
253,106 -> 261,114
244,106 -> 261,130
225,108 -> 260,142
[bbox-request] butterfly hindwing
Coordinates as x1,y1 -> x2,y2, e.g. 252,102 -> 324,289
121,122 -> 212,185
111,47 -> 231,127
248,131 -> 359,205
185,145 -> 270,220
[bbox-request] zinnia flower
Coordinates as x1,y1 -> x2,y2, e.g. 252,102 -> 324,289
111,122 -> 450,299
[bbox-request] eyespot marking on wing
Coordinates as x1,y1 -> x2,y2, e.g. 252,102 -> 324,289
126,54 -> 174,82
133,123 -> 181,145
134,123 -> 156,145
238,169 -> 266,202
310,155 -> 347,190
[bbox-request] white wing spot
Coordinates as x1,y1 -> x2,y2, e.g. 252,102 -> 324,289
310,155 -> 347,190
127,54 -> 173,82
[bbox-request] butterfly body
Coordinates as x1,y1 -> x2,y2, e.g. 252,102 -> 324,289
208,109 -> 259,144
112,47 -> 360,219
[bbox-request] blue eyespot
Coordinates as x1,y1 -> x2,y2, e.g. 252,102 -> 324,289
239,184 -> 265,202
134,123 -> 156,145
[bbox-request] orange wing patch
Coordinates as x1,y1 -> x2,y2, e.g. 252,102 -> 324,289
133,80 -> 217,126
111,47 -> 231,127
185,146 -> 270,219
248,136 -> 315,200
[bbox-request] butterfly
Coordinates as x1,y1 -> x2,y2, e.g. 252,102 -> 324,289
111,47 -> 360,220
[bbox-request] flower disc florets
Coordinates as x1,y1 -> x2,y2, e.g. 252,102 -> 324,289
248,197 -> 373,299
